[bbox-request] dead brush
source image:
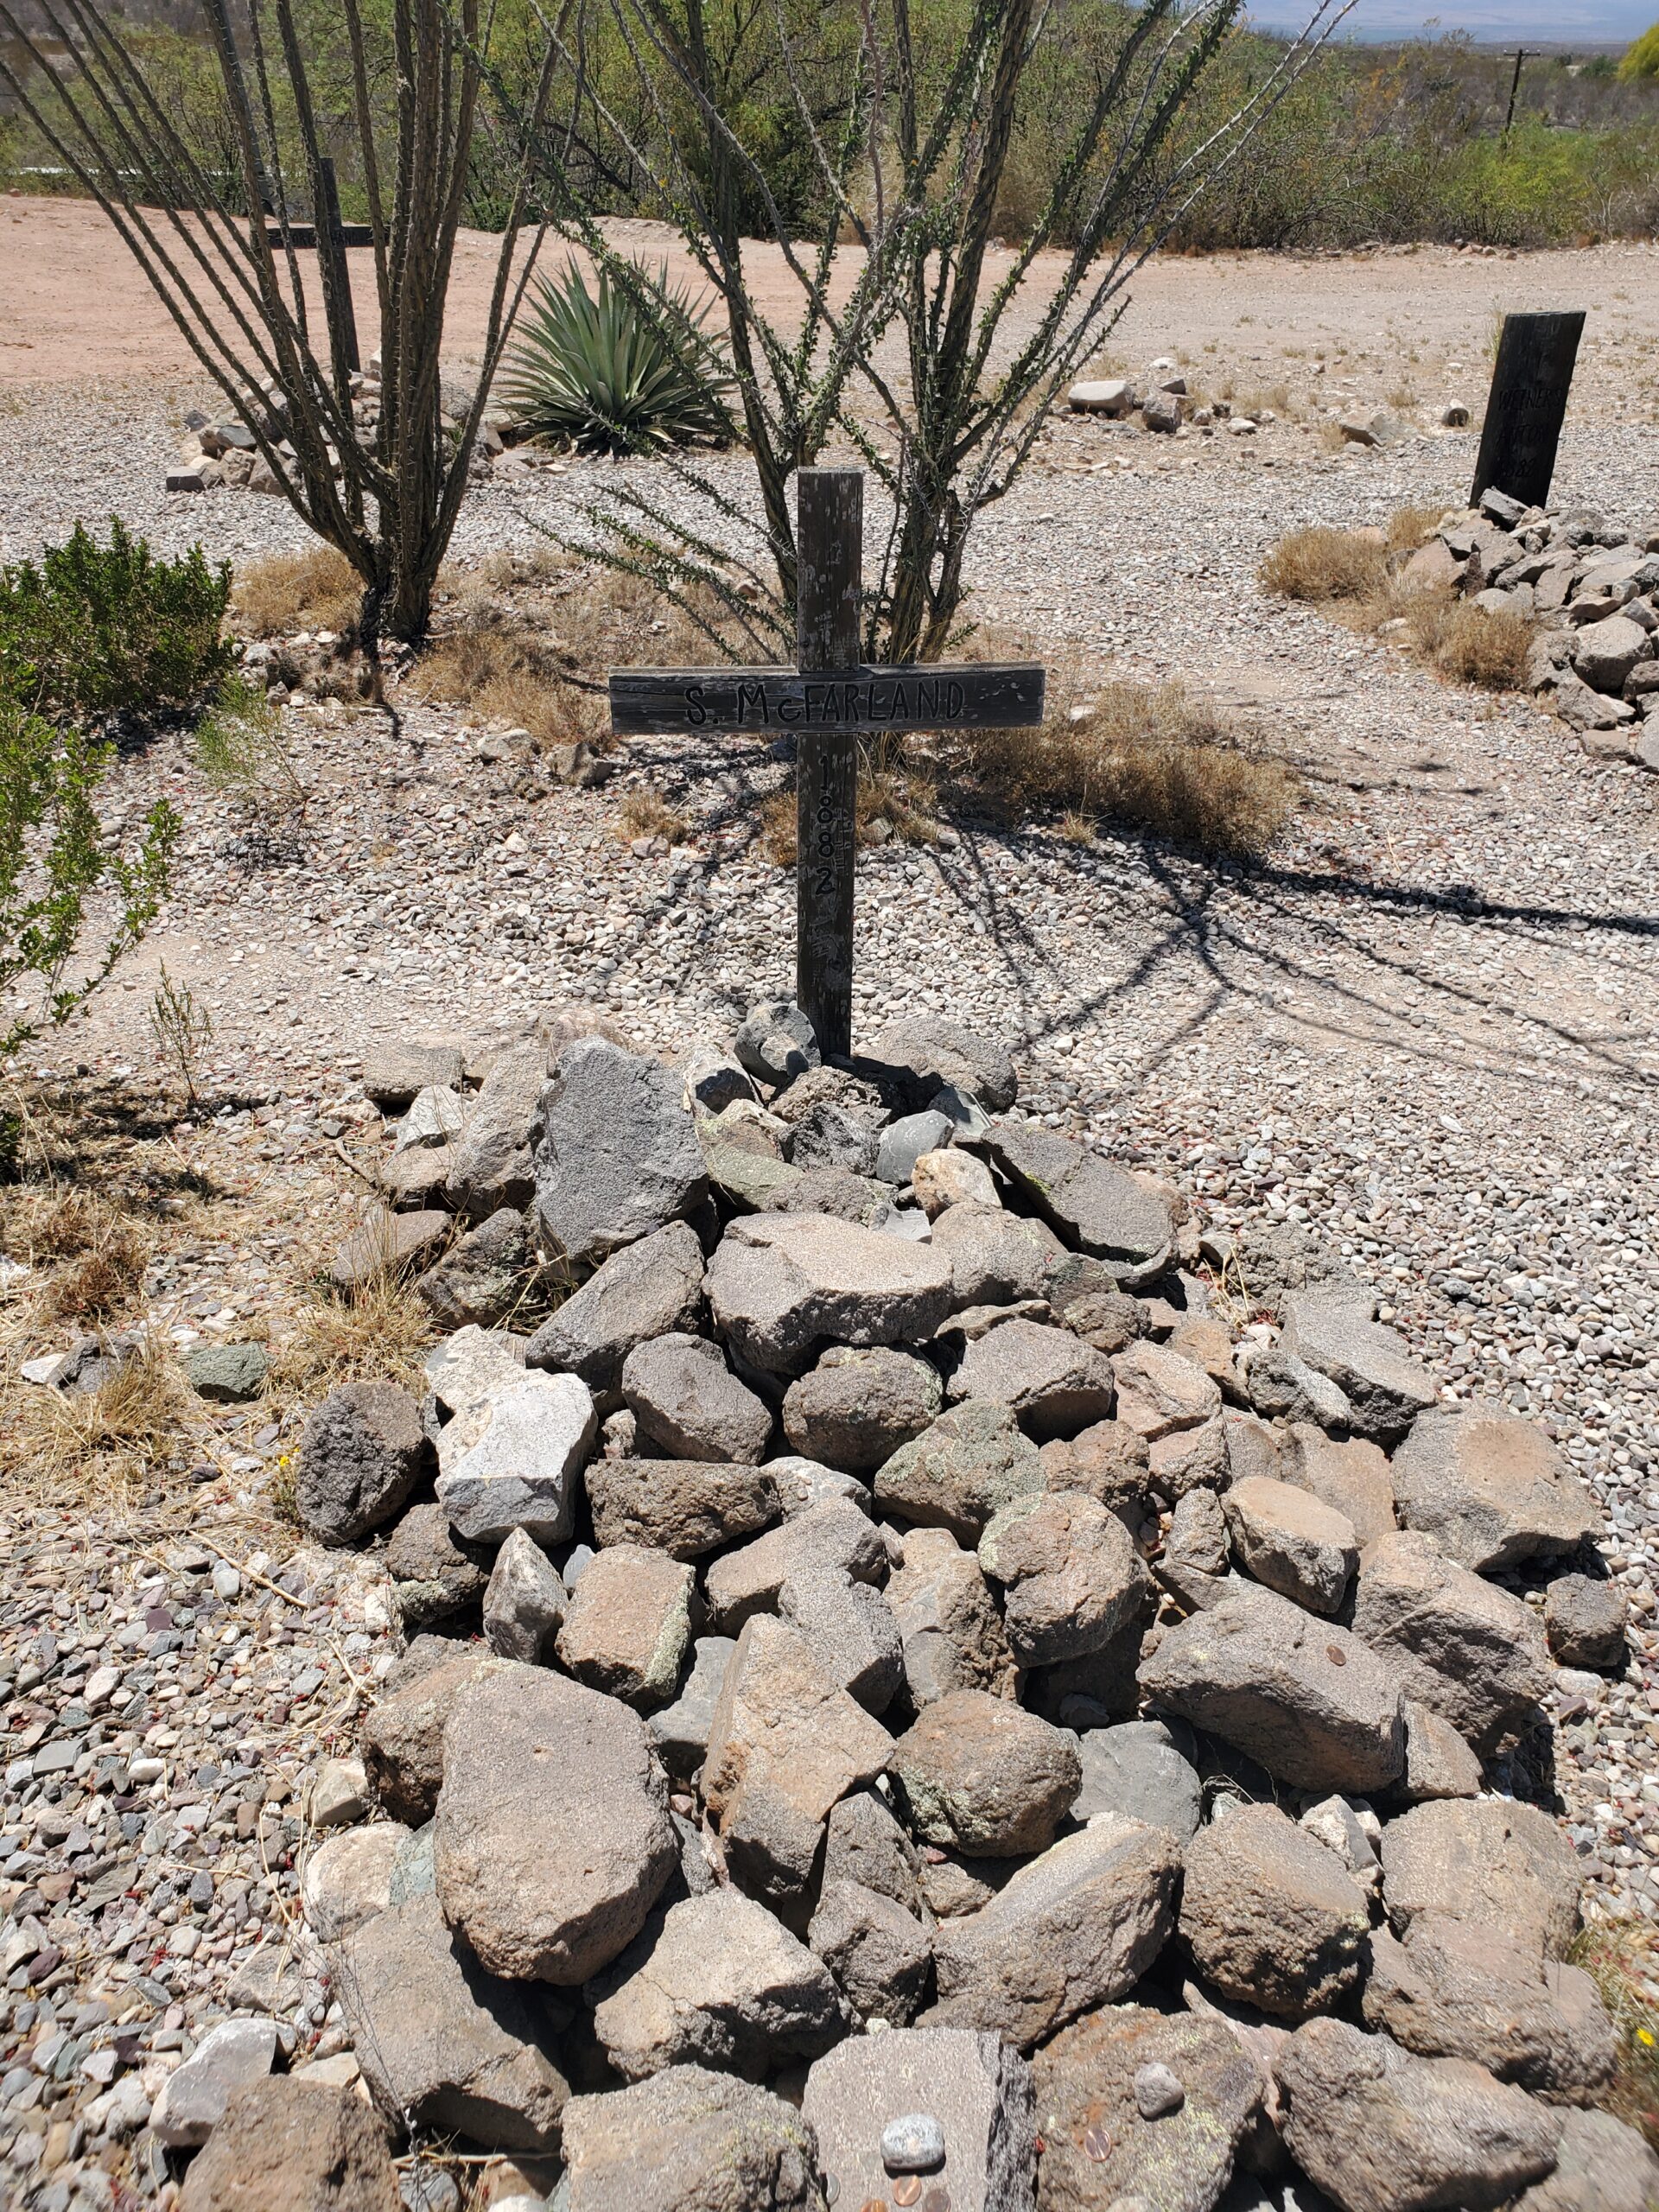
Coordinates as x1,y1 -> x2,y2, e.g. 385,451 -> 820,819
1386,504 -> 1452,554
233,544 -> 361,639
612,785 -> 689,846
1260,526 -> 1389,603
1425,601 -> 1536,690
969,679 -> 1299,861
1571,1915 -> 1659,2148
2,1339 -> 192,1505
268,1262 -> 435,1410
13,1188 -> 149,1322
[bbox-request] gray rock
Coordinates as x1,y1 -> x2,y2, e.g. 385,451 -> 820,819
183,1342 -> 269,1402
481,1527 -> 566,1662
586,1454 -> 781,1560
927,1815 -> 1181,2049
301,1821 -> 409,1942
525,1221 -> 705,1408
703,1496 -> 885,1630
879,1110 -> 956,1185
175,2078 -> 398,2212
150,2018 -> 279,2148
947,1319 -> 1116,1440
1034,2003 -> 1262,2212
1282,1422 -> 1398,1546
329,1211 -> 451,1292
1280,1292 -> 1438,1441
808,1876 -> 932,2024
556,2065 -> 825,2212
930,1201 -> 1066,1306
359,1637 -> 505,1825
1573,611 -> 1649,692
875,1400 -> 1046,1541
394,1084 -> 467,1151
534,1038 -> 709,1266
1222,1476 -> 1358,1616
385,1502 -> 492,1630
983,1122 -> 1173,1271
1113,1340 -> 1224,1439
1389,1406 -> 1599,1572
1181,1802 -> 1370,2018
804,2030 -> 1036,2212
622,1331 -> 772,1464
881,2112 -> 947,2171
1242,1344 -> 1356,1430
1401,1701 -> 1484,1803
868,1014 -> 1020,1113
887,1524 -> 1020,1706
682,1042 -> 758,1116
1075,1720 -> 1202,1841
705,1210 -> 956,1374
779,1567 -> 904,1714
1514,2107 -> 1659,2212
434,1370 -> 595,1544
769,1452 -> 871,1517
1278,2018 -> 1561,2212
977,1488 -> 1147,1665
334,1891 -> 571,2151
445,1041 -> 547,1219
296,1382 -> 429,1547
1139,1586 -> 1407,1794
735,996 -> 821,1085
1158,1485 -> 1231,1609
893,1688 -> 1081,1855
1545,1573 -> 1627,1670
415,1206 -> 534,1331
783,1345 -> 943,1471
703,1613 -> 893,1905
556,1542 -> 696,1708
593,1888 -> 847,2082
1363,1916 -> 1615,2101
1351,1529 -> 1550,1754
363,1039 -> 467,1112
647,1635 -> 737,1779
1379,1797 -> 1584,1961
433,1663 -> 677,1983
423,1324 -> 525,1420
824,1789 -> 925,1917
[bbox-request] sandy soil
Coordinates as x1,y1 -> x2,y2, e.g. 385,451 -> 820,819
4,190 -> 1659,433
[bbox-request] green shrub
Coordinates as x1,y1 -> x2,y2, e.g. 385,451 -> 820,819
0,698 -> 180,1063
191,671 -> 306,830
1622,25 -> 1659,80
501,263 -> 734,458
0,518 -> 232,722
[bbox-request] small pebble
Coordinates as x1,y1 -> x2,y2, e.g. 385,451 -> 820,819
1133,2062 -> 1185,2119
881,2113 -> 946,2173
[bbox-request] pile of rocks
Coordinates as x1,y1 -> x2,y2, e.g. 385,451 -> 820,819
1415,486 -> 1659,767
1069,370 -> 1269,441
176,1005 -> 1656,2210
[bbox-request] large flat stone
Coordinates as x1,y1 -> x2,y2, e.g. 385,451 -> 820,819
556,2065 -> 825,2212
533,1038 -> 708,1265
1389,1406 -> 1599,1572
1379,1798 -> 1584,1961
927,1815 -> 1180,2049
175,2079 -> 397,2212
705,1211 -> 956,1374
1351,1530 -> 1551,1755
524,1221 -> 705,1407
1281,1291 -> 1438,1441
982,1122 -> 1173,1271
434,1370 -> 595,1544
1138,1586 -> 1406,1794
334,1892 -> 570,2151
593,1889 -> 847,2081
585,1455 -> 780,1560
865,1014 -> 1020,1112
433,1663 -> 676,1983
804,2029 -> 1036,2212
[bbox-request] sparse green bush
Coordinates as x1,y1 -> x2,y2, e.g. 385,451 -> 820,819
0,519 -> 232,722
501,264 -> 734,459
0,698 -> 180,1063
192,673 -> 306,824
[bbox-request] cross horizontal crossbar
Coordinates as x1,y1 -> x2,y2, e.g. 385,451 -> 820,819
609,663 -> 1046,737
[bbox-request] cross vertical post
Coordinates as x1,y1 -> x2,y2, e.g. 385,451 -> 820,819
794,467 -> 862,1059
317,156 -> 361,380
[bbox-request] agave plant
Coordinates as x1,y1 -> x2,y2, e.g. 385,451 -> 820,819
501,262 -> 736,458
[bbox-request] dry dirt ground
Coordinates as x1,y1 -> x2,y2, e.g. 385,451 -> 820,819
2,199 -> 1659,2206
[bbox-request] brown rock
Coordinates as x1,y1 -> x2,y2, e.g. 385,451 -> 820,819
1381,1796 -> 1583,1958
556,1543 -> 696,1709
1181,1802 -> 1370,2018
359,1637 -> 503,1825
885,1525 -> 1019,1707
1389,1406 -> 1599,1572
891,1689 -> 1080,1856
178,2079 -> 397,2212
1283,1421 -> 1398,1544
584,1456 -> 780,1560
977,1488 -> 1147,1665
1112,1341 -> 1222,1440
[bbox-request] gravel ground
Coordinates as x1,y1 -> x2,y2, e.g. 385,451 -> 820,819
1,251 -> 1657,2209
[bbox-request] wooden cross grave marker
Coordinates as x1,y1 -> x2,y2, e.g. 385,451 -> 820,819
609,467 -> 1046,1058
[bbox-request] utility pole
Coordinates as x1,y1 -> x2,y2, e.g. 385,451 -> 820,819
1503,47 -> 1527,136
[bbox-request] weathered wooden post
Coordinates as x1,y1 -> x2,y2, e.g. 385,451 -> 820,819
792,468 -> 863,1058
1471,310 -> 1585,513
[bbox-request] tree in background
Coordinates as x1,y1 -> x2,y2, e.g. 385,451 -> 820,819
1621,23 -> 1659,79
495,0 -> 1350,662
0,0 -> 558,655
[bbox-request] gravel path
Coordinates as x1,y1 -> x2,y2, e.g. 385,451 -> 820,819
1,249 -> 1657,2208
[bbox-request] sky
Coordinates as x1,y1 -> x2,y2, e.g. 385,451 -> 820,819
1249,0 -> 1649,39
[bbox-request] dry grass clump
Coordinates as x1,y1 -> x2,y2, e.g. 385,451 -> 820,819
1423,602 -> 1536,690
973,680 -> 1299,861
10,1188 -> 149,1323
268,1267 -> 435,1408
233,543 -> 361,638
1260,525 -> 1389,603
613,785 -> 689,846
6,1342 -> 194,1506
1571,1916 -> 1659,2148
1386,504 -> 1450,554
